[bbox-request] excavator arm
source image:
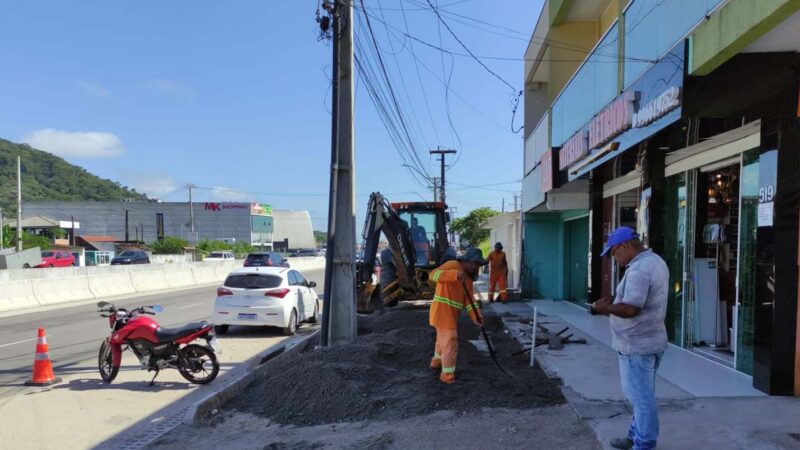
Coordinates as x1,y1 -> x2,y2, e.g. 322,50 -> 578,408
358,192 -> 416,293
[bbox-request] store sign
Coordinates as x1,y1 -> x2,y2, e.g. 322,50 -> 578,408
588,92 -> 636,149
541,149 -> 555,193
758,150 -> 777,227
559,130 -> 589,168
250,203 -> 272,215
632,86 -> 681,128
204,202 -> 250,212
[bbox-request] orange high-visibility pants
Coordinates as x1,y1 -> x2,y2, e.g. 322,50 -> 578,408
433,327 -> 458,374
488,272 -> 507,301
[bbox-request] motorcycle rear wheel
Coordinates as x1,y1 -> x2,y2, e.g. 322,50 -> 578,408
178,344 -> 219,384
98,341 -> 119,383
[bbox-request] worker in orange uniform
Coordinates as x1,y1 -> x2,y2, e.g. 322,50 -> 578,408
487,242 -> 509,303
429,247 -> 487,384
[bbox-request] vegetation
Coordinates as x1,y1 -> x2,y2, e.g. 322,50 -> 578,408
0,224 -> 11,248
150,236 -> 188,254
449,207 -> 499,248
314,230 -> 327,246
197,239 -> 254,256
0,226 -> 50,250
0,138 -> 147,215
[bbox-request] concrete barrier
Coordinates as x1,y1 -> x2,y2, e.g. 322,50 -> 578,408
0,258 -> 325,314
88,273 -> 136,299
32,277 -> 93,306
0,280 -> 39,311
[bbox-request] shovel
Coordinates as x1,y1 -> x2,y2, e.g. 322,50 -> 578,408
460,280 -> 514,378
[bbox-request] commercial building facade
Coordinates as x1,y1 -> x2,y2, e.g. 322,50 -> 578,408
24,201 -> 274,248
521,0 -> 800,395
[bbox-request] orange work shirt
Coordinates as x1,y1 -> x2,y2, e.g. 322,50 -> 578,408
428,260 -> 480,329
487,250 -> 508,274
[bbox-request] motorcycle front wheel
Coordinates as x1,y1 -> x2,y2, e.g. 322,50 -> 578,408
98,341 -> 119,383
178,344 -> 219,384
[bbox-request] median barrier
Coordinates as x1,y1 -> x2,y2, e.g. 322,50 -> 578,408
165,268 -> 196,289
0,280 -> 39,311
191,265 -> 219,285
32,276 -> 93,306
88,273 -> 136,299
129,270 -> 170,293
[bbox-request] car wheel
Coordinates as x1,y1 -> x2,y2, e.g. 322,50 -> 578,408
214,325 -> 229,335
308,301 -> 320,324
284,309 -> 298,336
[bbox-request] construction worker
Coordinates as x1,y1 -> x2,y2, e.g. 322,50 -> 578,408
409,216 -> 430,265
487,242 -> 509,303
429,247 -> 487,384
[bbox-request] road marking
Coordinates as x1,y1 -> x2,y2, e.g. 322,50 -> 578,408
0,335 -> 51,349
177,302 -> 206,310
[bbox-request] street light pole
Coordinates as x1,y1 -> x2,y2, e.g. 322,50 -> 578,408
16,155 -> 22,252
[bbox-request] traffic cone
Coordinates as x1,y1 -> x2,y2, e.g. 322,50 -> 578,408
25,328 -> 61,386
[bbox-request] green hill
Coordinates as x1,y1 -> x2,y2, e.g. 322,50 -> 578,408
0,138 -> 147,216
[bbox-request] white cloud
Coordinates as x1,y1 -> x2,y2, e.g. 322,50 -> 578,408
145,79 -> 193,99
122,172 -> 180,198
211,187 -> 254,202
22,129 -> 125,159
79,81 -> 111,98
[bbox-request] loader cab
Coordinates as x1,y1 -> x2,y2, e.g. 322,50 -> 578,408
392,201 -> 450,267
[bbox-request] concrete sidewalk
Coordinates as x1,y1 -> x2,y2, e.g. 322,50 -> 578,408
488,299 -> 800,450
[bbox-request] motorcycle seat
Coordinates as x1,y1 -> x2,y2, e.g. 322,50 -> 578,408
155,321 -> 208,343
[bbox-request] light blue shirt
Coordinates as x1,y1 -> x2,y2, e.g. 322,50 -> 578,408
610,249 -> 669,355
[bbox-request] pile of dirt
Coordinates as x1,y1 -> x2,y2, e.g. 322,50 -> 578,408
230,304 -> 564,426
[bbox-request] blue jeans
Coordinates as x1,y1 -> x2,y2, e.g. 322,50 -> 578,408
618,351 -> 664,450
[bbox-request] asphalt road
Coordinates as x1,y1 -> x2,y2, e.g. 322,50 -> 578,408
0,268 -> 325,398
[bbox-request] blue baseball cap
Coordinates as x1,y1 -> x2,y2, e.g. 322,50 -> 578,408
601,226 -> 640,257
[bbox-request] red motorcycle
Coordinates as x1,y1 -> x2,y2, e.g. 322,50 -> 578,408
97,301 -> 221,385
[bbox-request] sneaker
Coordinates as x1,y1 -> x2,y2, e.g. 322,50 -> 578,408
430,358 -> 442,370
439,372 -> 455,384
610,437 -> 633,450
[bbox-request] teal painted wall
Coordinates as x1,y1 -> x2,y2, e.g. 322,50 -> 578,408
522,212 -> 563,299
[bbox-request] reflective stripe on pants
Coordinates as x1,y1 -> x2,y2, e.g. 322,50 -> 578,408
434,327 -> 458,374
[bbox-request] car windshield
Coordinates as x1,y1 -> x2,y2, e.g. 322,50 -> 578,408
209,252 -> 224,258
225,274 -> 282,289
42,251 -> 54,257
119,251 -> 137,257
246,254 -> 268,260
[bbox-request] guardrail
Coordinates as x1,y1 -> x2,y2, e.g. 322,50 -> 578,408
0,257 -> 326,314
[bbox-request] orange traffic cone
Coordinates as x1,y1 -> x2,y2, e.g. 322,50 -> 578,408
25,328 -> 61,386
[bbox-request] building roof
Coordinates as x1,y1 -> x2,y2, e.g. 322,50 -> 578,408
78,235 -> 119,242
272,210 -> 316,250
6,215 -> 61,228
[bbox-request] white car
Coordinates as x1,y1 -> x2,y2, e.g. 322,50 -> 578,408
211,267 -> 320,335
205,251 -> 235,261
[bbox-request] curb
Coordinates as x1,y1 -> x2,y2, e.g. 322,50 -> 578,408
183,329 -> 321,426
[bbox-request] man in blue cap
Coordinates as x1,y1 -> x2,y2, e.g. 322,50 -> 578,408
591,226 -> 669,450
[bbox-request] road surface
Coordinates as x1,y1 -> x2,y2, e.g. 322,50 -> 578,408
0,268 -> 324,450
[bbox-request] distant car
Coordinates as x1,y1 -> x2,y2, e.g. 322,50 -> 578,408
211,267 -> 320,335
36,250 -> 75,268
204,251 -> 235,261
291,248 -> 321,257
110,250 -> 151,265
244,252 -> 290,268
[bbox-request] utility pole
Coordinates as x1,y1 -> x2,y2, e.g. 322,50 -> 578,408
16,155 -> 22,252
125,209 -> 130,242
513,194 -> 519,211
432,177 -> 440,202
321,0 -> 356,346
429,148 -> 456,205
71,215 -> 75,246
187,183 -> 196,234
502,198 -> 505,213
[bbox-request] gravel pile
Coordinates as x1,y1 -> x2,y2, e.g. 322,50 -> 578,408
231,304 -> 564,426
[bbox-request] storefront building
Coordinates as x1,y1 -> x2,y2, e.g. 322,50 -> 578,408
521,0 -> 800,395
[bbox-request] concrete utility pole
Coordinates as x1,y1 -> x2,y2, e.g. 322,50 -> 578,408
429,148 -> 456,205
187,183 -> 196,233
513,194 -> 519,211
321,0 -> 357,346
432,177 -> 440,202
16,155 -> 22,252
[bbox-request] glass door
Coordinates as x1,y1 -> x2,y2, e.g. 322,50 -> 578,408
735,149 -> 759,375
663,172 -> 687,345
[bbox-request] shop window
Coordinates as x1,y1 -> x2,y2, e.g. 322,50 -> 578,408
663,172 -> 687,345
735,149 -> 759,375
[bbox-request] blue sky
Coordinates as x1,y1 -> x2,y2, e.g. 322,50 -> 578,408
0,1 -> 542,230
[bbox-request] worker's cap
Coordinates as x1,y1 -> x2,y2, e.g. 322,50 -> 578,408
457,247 -> 488,266
494,242 -> 503,249
601,226 -> 640,257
